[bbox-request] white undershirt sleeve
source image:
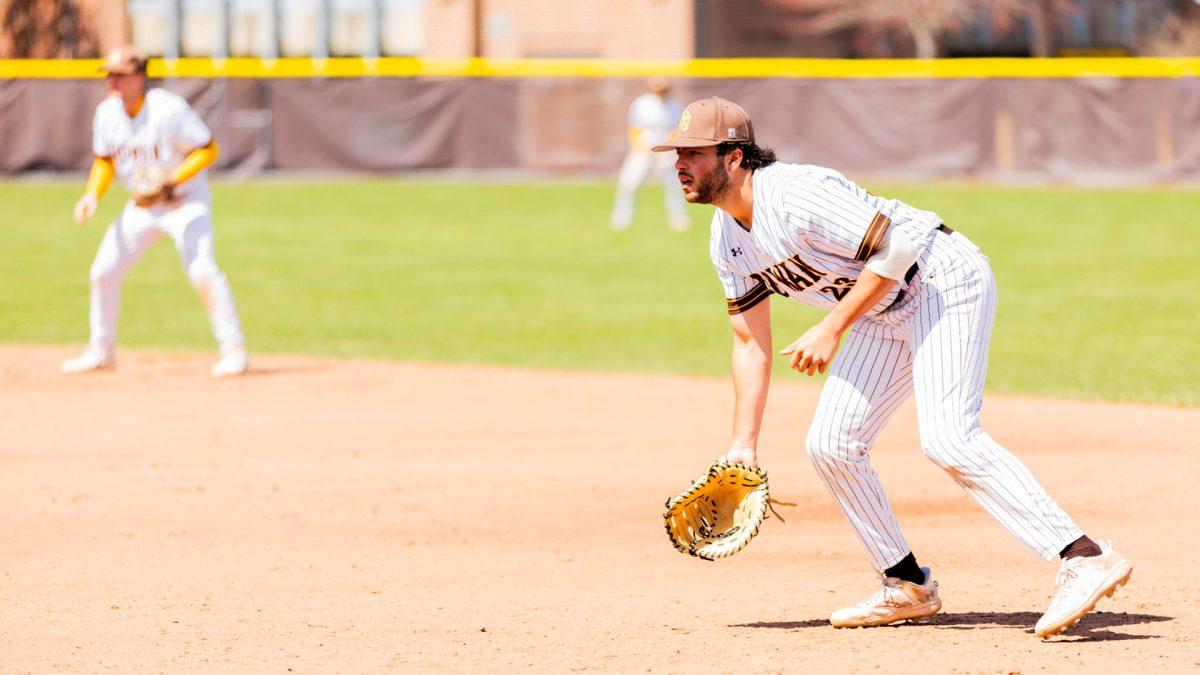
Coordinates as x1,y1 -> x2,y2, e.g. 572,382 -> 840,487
864,226 -> 920,281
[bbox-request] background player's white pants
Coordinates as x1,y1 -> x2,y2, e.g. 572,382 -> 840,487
87,199 -> 244,352
806,231 -> 1083,571
610,148 -> 687,226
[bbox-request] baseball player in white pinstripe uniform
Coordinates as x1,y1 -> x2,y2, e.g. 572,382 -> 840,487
653,97 -> 1132,638
610,78 -> 690,232
62,47 -> 248,378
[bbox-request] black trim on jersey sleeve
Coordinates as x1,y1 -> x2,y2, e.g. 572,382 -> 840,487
854,211 -> 891,262
726,282 -> 772,315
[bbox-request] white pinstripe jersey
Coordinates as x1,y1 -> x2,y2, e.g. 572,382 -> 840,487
710,162 -> 943,316
92,88 -> 213,203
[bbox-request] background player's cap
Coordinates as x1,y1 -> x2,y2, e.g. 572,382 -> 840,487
99,46 -> 148,75
651,97 -> 754,152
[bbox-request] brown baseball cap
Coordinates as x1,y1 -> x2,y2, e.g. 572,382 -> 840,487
651,97 -> 754,152
99,46 -> 148,75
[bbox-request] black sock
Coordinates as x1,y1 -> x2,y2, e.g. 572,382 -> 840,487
1060,535 -> 1103,559
884,552 -> 925,585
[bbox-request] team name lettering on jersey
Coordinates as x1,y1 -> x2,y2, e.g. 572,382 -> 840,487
115,144 -> 160,163
750,254 -> 823,297
748,254 -> 855,302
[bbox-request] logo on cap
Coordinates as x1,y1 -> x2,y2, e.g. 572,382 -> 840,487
727,128 -> 737,138
679,110 -> 691,132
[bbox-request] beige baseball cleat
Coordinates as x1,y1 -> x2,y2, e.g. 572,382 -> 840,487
830,567 -> 942,628
211,344 -> 249,378
1034,540 -> 1132,639
60,346 -> 115,374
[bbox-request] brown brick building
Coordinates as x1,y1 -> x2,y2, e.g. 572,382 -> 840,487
434,0 -> 693,59
0,1 -> 1193,61
0,0 -> 127,57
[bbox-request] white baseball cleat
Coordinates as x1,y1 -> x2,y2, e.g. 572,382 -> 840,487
211,344 -> 249,378
1035,540 -> 1132,639
60,346 -> 115,374
830,567 -> 942,628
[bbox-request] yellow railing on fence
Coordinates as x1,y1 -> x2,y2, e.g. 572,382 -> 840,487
4,57 -> 1200,79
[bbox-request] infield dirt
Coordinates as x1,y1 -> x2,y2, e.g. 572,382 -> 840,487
2,345 -> 1196,672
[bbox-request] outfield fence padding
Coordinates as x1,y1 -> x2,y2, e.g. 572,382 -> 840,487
2,58 -> 1199,180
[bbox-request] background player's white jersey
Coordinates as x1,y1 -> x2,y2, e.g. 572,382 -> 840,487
92,88 -> 213,203
710,162 -> 943,316
627,93 -> 683,148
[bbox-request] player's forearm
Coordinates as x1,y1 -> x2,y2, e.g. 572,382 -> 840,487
84,156 -> 115,199
171,140 -> 219,185
822,269 -> 897,336
730,333 -> 772,449
728,299 -> 773,449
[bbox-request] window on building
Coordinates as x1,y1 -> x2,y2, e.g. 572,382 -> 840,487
128,0 -> 173,56
126,0 -> 425,58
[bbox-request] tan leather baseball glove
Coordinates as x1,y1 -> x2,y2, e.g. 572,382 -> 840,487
663,462 -> 794,561
130,164 -> 176,207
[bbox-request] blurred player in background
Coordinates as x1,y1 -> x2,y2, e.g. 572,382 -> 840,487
610,78 -> 690,232
62,46 -> 249,378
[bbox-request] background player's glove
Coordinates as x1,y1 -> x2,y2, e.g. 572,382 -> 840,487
130,165 -> 176,207
663,462 -> 794,561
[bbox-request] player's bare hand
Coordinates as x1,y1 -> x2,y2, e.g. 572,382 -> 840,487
779,322 -> 842,376
722,447 -> 759,467
73,193 -> 98,225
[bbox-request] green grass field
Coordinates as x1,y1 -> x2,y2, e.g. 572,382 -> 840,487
2,178 -> 1196,405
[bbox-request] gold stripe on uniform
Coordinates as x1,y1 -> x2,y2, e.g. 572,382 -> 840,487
726,283 -> 772,315
854,212 -> 890,262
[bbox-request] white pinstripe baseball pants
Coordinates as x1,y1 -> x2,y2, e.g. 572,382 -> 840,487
87,199 -> 244,352
806,230 -> 1082,571
611,148 -> 687,226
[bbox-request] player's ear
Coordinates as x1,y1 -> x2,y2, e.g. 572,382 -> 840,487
727,147 -> 744,170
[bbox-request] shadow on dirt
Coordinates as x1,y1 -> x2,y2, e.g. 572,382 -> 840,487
730,612 -> 1173,642
237,363 -> 330,377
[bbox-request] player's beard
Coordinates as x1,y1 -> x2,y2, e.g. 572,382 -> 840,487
683,162 -> 731,205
